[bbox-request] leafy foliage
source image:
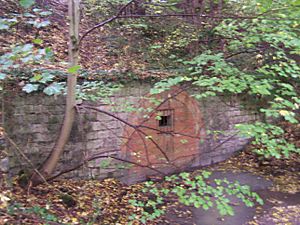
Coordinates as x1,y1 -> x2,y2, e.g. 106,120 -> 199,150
148,0 -> 300,158
0,4 -> 55,95
129,171 -> 263,224
7,202 -> 59,223
76,81 -> 122,101
19,0 -> 35,9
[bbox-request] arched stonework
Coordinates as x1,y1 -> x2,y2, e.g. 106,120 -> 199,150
121,87 -> 206,179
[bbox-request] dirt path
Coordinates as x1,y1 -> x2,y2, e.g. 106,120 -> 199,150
161,171 -> 300,225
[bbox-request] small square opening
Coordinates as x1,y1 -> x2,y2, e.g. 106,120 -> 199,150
159,115 -> 172,127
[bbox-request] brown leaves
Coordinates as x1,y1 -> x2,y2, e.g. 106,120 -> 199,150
0,178 -> 147,224
214,149 -> 300,194
248,205 -> 300,225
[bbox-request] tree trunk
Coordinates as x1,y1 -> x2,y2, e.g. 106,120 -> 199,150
30,0 -> 80,185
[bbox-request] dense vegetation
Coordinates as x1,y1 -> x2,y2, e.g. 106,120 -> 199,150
0,0 -> 299,224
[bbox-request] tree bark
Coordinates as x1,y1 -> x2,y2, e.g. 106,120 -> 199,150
30,0 -> 80,185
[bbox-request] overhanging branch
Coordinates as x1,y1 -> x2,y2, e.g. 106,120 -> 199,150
79,0 -> 136,44
48,150 -> 166,181
80,10 -> 299,43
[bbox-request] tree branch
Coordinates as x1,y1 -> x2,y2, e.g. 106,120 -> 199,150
4,133 -> 50,188
78,104 -> 171,162
79,0 -> 136,44
48,150 -> 166,181
48,131 -> 241,181
79,1 -> 299,44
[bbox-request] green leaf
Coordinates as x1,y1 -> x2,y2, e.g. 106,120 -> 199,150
38,11 -> 52,16
179,172 -> 190,179
43,82 -> 64,95
202,171 -> 212,179
22,44 -> 34,52
0,20 -> 9,30
150,45 -> 162,49
45,47 -> 53,59
33,8 -> 42,12
29,74 -> 42,82
40,72 -> 55,83
22,84 -> 39,93
23,13 -> 36,17
129,23 -> 148,29
292,0 -> 300,6
19,0 -> 35,8
35,20 -> 51,28
194,201 -> 201,208
202,204 -> 209,210
32,39 -> 43,45
99,158 -> 111,168
0,24 -> 9,30
0,73 -> 6,80
68,65 -> 81,74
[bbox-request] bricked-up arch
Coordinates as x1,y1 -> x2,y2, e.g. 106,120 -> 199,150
121,86 -> 206,179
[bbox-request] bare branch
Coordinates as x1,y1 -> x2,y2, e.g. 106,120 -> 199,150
225,49 -> 260,59
50,131 -> 241,181
78,104 -> 171,162
79,0 -> 298,44
116,13 -> 299,20
4,133 -> 50,188
48,150 -> 166,181
79,0 -> 136,44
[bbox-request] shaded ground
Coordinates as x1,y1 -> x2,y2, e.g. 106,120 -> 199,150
160,172 -> 300,225
248,191 -> 300,225
0,149 -> 299,224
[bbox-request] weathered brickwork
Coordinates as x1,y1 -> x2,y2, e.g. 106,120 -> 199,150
2,83 -> 259,183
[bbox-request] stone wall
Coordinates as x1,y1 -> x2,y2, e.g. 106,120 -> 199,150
197,96 -> 258,166
2,82 -> 259,183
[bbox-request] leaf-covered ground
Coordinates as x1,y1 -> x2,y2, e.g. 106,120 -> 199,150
0,147 -> 299,225
215,151 -> 300,225
0,0 -> 172,79
213,122 -> 300,195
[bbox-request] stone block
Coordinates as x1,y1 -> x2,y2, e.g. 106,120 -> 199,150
45,96 -> 65,106
31,105 -> 44,114
30,124 -> 48,133
47,115 -> 63,124
47,105 -> 65,114
25,94 -> 42,105
227,110 -> 243,117
86,130 -> 109,140
229,115 -> 256,124
105,120 -> 120,129
0,157 -> 9,172
103,137 -> 121,148
86,132 -> 99,140
83,112 -> 98,121
47,124 -> 61,133
24,114 -> 43,124
87,139 -> 104,149
14,115 -> 25,124
96,113 -> 114,122
14,107 -> 25,115
33,133 -> 52,142
24,105 -> 36,113
91,122 -> 104,131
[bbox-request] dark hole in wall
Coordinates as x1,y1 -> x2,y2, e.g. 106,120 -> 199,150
159,115 -> 172,127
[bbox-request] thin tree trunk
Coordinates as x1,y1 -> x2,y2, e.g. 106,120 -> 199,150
31,0 -> 80,185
